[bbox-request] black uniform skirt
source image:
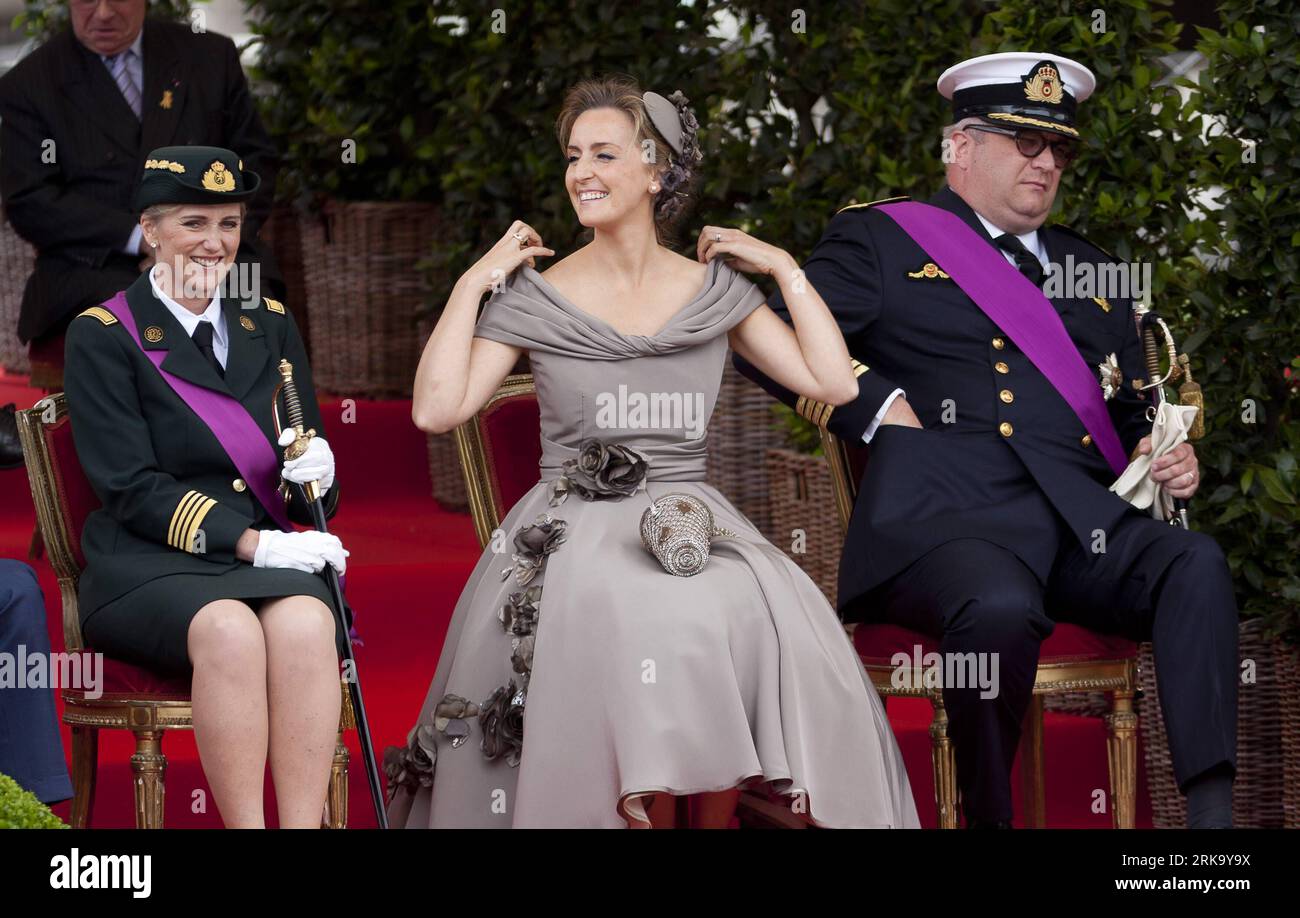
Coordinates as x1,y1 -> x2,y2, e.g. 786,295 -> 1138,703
81,565 -> 345,676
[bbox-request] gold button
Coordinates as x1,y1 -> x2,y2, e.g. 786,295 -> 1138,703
232,478 -> 247,493
1081,434 -> 1093,448
999,422 -> 1013,437
999,389 -> 1014,404
994,361 -> 1010,374
992,337 -> 1006,350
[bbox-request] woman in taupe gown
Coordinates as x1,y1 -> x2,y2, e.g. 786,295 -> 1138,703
390,77 -> 918,828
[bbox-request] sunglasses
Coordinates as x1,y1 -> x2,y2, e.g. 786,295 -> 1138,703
963,124 -> 1079,168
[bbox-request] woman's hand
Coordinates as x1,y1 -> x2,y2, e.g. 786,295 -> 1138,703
461,220 -> 555,294
253,529 -> 349,575
279,429 -> 335,491
696,226 -> 795,278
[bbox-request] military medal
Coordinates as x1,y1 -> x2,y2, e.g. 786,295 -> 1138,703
1097,353 -> 1122,401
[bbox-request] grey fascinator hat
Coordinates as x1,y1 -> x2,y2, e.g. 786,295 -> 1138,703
642,90 -> 702,167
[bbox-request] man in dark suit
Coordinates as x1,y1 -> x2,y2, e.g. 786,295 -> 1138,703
737,53 -> 1238,827
0,0 -> 281,357
0,559 -> 73,806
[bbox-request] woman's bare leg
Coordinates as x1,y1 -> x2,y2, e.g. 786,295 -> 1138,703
260,595 -> 342,828
691,789 -> 740,828
187,600 -> 268,828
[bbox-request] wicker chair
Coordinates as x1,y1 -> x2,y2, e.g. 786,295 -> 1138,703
819,425 -> 1140,828
16,394 -> 354,828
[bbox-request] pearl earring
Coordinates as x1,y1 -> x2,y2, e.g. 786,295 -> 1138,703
650,184 -> 660,193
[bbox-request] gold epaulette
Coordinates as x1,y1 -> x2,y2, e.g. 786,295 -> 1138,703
77,306 -> 118,326
796,359 -> 870,428
836,195 -> 909,215
168,490 -> 217,553
263,297 -> 285,314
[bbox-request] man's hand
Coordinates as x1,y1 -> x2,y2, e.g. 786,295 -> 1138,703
880,396 -> 924,429
1137,436 -> 1200,499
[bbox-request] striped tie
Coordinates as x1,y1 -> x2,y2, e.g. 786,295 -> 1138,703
108,50 -> 142,120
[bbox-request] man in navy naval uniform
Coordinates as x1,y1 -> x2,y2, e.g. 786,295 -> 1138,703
737,52 -> 1238,828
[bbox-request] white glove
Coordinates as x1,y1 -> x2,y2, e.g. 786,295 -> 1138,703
253,529 -> 348,575
279,428 -> 335,491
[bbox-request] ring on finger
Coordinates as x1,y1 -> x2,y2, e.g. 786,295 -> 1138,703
714,232 -> 722,242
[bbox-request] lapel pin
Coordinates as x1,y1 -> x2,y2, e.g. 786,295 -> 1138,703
160,90 -> 173,110
240,316 -> 255,331
906,262 -> 950,280
144,326 -> 164,343
1093,296 -> 1112,312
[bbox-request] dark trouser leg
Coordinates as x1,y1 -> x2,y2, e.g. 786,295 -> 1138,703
866,539 -> 1053,825
0,560 -> 73,804
1046,513 -> 1238,793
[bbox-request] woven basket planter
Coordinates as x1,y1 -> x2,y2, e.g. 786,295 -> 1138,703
0,220 -> 34,375
1279,640 -> 1300,828
706,359 -> 787,535
763,448 -> 841,605
1139,618 -> 1286,828
300,200 -> 439,397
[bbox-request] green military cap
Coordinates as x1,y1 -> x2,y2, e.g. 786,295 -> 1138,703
134,145 -> 261,210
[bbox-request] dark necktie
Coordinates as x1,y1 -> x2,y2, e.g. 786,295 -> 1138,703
192,321 -> 224,379
994,233 -> 1045,287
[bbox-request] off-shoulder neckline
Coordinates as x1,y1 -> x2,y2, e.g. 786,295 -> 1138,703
519,257 -> 723,340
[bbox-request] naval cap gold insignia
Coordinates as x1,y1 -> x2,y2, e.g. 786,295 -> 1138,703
1024,63 -> 1064,105
144,325 -> 164,343
201,161 -> 236,193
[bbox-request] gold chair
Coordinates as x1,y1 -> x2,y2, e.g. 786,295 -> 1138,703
818,425 -> 1139,828
17,393 -> 354,828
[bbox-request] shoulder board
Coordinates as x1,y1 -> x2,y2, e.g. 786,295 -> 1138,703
77,306 -> 118,326
1049,224 -> 1121,263
263,297 -> 285,314
836,195 -> 910,215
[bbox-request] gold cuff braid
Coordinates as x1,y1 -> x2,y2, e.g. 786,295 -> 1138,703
796,358 -> 869,427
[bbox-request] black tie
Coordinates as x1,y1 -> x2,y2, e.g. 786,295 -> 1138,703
192,321 -> 224,379
994,233 -> 1045,287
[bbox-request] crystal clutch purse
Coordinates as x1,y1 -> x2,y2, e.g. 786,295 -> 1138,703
639,493 -> 736,577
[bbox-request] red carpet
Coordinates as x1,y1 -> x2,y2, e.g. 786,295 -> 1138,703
0,369 -> 1152,828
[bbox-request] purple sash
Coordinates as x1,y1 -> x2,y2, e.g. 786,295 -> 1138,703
877,201 -> 1128,477
102,291 -> 294,532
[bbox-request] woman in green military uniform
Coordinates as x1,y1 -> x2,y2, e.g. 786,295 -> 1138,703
63,146 -> 349,829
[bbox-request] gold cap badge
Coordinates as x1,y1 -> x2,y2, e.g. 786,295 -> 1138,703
201,161 -> 236,193
1024,64 -> 1064,105
144,326 -> 164,343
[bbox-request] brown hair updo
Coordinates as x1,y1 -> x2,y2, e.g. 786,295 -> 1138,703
554,74 -> 703,244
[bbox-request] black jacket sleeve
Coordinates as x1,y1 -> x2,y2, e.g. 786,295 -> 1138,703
218,35 -> 278,242
732,209 -> 903,441
0,77 -> 138,263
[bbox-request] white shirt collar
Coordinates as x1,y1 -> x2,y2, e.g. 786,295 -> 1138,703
974,211 -> 1048,268
149,264 -> 227,346
99,30 -> 144,64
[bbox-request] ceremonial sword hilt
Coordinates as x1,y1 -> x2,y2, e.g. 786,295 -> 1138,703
274,359 -> 320,503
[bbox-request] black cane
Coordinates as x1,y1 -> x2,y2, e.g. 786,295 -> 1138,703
276,359 -> 389,829
1138,311 -> 1191,529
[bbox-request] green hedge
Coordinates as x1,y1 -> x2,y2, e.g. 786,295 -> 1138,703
0,771 -> 67,829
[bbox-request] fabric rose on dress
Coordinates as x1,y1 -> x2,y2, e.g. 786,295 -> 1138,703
499,585 -> 542,636
553,438 -> 648,504
383,722 -> 437,799
433,693 -> 480,748
511,634 -> 535,677
503,515 -> 568,585
480,680 -> 526,767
